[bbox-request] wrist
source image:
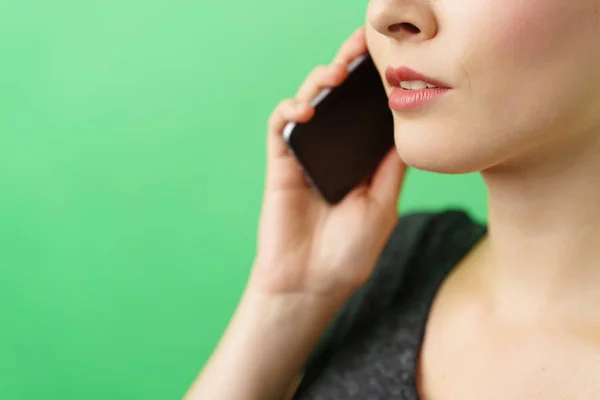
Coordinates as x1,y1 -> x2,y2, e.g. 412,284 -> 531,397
248,259 -> 357,305
237,285 -> 346,332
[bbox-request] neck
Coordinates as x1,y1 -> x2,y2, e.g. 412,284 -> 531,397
478,132 -> 600,320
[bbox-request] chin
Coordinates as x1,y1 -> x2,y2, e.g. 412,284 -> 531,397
392,122 -> 498,175
397,149 -> 481,175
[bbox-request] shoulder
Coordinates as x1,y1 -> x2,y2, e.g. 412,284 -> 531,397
303,208 -> 485,368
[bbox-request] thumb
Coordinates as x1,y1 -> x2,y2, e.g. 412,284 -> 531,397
367,149 -> 408,207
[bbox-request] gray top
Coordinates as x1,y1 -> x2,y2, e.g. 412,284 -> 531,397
292,209 -> 487,400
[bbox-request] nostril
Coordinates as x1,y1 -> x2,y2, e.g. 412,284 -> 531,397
389,22 -> 421,34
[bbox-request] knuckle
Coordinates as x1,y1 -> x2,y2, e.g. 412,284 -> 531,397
267,99 -> 294,130
277,98 -> 291,108
279,98 -> 297,113
267,103 -> 283,127
311,65 -> 328,76
302,66 -> 335,91
273,98 -> 291,113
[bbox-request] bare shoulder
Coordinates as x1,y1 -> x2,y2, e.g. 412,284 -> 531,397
416,236 -> 600,399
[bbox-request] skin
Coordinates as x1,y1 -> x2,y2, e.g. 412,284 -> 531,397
187,1 -> 600,399
367,0 -> 600,398
367,0 -> 600,175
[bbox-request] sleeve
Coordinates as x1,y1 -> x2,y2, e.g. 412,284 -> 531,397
300,211 -> 438,370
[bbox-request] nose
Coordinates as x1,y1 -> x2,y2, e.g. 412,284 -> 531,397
367,0 -> 438,42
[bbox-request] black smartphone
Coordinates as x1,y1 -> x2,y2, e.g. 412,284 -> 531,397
283,52 -> 394,205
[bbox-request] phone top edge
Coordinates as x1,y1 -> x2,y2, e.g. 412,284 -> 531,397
307,53 -> 369,109
310,86 -> 333,108
347,52 -> 369,72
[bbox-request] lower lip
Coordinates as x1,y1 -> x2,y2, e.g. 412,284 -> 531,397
388,87 -> 451,111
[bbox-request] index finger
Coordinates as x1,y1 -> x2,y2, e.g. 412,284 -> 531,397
331,26 -> 368,66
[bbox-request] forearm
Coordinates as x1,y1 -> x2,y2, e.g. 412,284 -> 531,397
185,285 -> 346,400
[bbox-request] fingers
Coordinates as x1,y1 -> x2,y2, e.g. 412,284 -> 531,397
295,64 -> 348,104
331,26 -> 368,66
265,99 -> 315,191
269,25 -> 369,160
367,149 -> 408,208
296,26 -> 368,104
267,99 -> 313,159
263,25 -> 369,195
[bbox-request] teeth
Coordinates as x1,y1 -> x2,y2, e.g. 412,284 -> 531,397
400,80 -> 438,90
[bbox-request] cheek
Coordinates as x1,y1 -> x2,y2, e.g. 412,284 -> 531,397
452,0 -> 600,128
455,0 -> 599,75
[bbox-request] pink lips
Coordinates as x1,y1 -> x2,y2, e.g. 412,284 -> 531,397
385,66 -> 451,111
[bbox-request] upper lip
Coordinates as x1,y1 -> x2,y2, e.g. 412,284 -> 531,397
385,66 -> 451,89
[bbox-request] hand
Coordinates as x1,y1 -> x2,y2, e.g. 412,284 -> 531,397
251,26 -> 408,301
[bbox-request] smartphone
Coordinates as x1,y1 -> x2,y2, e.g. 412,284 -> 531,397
283,52 -> 394,205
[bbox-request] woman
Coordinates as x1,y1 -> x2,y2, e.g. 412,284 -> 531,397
187,0 -> 600,398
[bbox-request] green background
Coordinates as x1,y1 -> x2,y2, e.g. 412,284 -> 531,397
0,1 -> 486,399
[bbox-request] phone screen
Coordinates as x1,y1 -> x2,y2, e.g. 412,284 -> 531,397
284,53 -> 394,204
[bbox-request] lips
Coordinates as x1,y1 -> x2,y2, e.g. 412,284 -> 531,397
385,66 -> 451,89
384,66 -> 452,111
